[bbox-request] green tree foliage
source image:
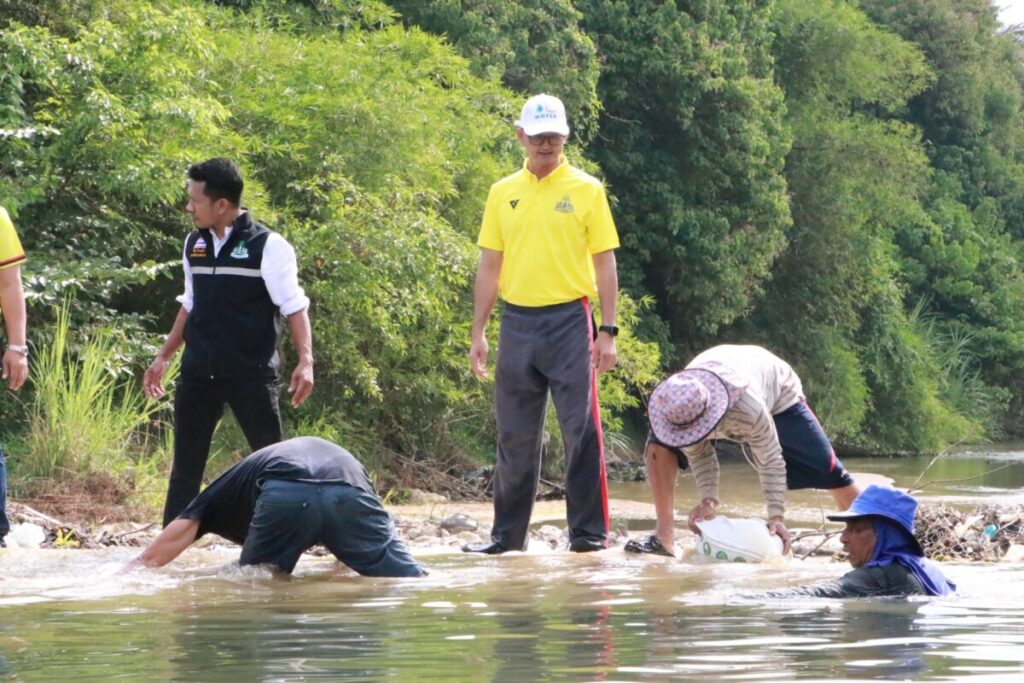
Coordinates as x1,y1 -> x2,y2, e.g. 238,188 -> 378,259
205,19 -> 513,455
578,0 -> 792,347
731,0 -> 997,450
5,0 -> 1024,468
0,0 -> 104,34
858,0 -> 1024,426
0,0 -> 660,473
208,0 -> 396,31
0,1 -> 231,350
385,0 -> 602,144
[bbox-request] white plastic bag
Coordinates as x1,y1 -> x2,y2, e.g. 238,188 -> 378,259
694,516 -> 784,563
5,522 -> 46,549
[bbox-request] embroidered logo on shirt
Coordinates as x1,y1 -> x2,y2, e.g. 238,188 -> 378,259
190,237 -> 207,258
230,241 -> 249,259
554,195 -> 575,213
510,199 -> 519,209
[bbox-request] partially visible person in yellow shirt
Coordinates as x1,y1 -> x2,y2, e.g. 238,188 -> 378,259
0,206 -> 28,391
0,205 -> 29,548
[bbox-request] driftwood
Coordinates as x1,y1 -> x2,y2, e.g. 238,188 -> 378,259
792,529 -> 841,560
378,447 -> 488,501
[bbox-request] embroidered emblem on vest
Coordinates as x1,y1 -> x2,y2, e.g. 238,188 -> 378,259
190,237 -> 207,258
230,241 -> 249,259
554,195 -> 575,213
510,199 -> 519,209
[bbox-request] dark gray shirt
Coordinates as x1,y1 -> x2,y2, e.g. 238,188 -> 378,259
179,436 -> 375,544
759,563 -> 926,599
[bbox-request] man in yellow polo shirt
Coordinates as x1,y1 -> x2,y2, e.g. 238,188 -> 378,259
0,205 -> 29,547
465,94 -> 620,554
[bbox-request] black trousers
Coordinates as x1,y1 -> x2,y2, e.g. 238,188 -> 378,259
490,299 -> 610,551
162,376 -> 282,526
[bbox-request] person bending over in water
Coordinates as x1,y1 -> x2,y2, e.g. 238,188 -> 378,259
761,486 -> 955,598
626,345 -> 859,558
125,437 -> 425,577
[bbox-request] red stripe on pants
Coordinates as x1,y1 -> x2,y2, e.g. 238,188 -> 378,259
581,297 -> 611,541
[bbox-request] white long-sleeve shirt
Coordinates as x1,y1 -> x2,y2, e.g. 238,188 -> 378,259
176,224 -> 310,316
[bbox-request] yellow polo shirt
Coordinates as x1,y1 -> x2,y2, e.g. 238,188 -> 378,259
0,207 -> 26,272
477,157 -> 619,307
0,206 -> 26,319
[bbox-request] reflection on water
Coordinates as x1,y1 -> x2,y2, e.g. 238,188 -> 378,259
2,449 -> 1024,681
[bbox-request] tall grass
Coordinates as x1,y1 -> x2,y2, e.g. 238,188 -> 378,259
20,302 -> 161,482
907,299 -> 1005,439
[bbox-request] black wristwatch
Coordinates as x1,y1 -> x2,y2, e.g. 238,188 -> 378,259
598,324 -> 619,337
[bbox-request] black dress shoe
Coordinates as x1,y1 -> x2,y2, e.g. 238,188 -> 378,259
0,536 -> 5,548
623,534 -> 675,557
569,537 -> 607,553
462,540 -> 508,554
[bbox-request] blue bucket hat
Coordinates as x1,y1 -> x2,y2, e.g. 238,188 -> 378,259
827,485 -> 924,556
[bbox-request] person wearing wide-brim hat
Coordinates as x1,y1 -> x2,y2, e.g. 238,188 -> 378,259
624,345 -> 860,557
759,485 -> 956,597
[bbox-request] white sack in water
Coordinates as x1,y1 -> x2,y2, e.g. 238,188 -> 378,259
695,516 -> 785,563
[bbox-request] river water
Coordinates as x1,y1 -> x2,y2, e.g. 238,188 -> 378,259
2,448 -> 1024,681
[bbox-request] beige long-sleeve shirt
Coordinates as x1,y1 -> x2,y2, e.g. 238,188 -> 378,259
681,345 -> 804,519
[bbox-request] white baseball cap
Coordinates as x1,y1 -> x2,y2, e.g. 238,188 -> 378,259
514,94 -> 571,137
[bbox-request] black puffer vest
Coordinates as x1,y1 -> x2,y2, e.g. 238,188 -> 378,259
182,212 -> 282,380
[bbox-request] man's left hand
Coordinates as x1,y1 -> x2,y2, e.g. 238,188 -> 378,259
2,348 -> 28,391
288,359 -> 314,407
592,332 -> 617,374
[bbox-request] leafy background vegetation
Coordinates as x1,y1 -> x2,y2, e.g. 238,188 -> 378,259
1,0 -> 1022,509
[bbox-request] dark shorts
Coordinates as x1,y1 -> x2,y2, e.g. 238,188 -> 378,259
647,399 -> 854,490
240,479 -> 424,577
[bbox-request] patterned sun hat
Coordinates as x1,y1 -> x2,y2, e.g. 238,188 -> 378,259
648,369 -> 731,447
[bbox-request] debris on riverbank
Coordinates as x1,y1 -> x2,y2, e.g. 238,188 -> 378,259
6,502 -> 157,550
916,503 -> 1024,562
8,496 -> 1024,562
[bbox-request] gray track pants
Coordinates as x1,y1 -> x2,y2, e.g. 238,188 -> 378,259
490,299 -> 610,550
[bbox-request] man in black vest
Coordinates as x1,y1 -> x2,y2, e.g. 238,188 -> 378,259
143,158 -> 314,526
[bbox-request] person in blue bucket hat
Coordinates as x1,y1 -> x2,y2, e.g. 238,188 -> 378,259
761,485 -> 956,598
